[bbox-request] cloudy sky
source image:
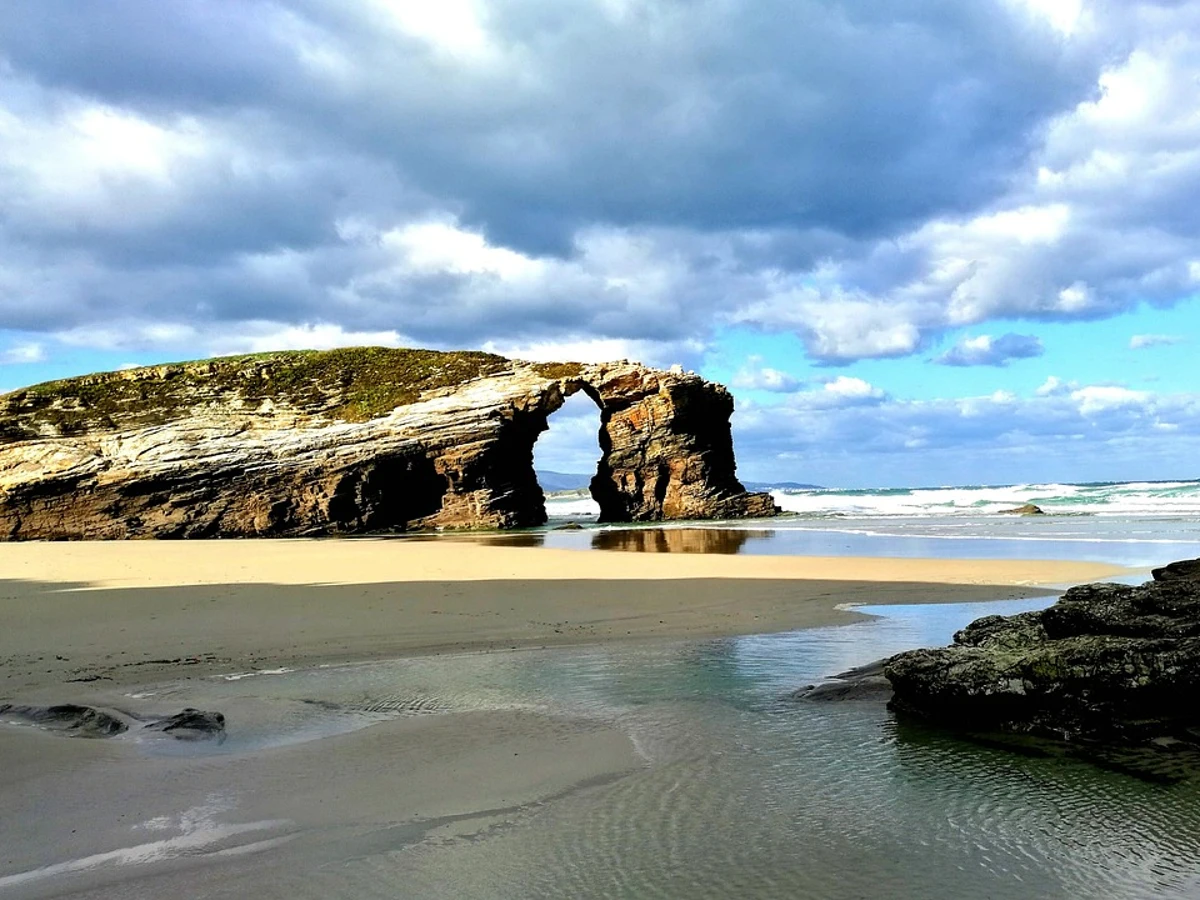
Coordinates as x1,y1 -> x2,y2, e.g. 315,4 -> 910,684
1,0 -> 1198,487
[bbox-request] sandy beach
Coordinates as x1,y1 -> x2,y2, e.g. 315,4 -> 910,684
0,538 -> 1134,898
0,537 -> 1126,694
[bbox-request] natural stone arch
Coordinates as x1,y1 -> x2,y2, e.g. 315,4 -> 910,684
557,365 -> 777,524
0,351 -> 776,539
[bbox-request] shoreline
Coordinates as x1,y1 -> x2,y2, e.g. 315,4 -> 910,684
0,539 -> 1128,695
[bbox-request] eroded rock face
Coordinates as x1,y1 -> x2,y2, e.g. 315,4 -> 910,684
579,366 -> 779,522
0,350 -> 775,538
883,563 -> 1200,775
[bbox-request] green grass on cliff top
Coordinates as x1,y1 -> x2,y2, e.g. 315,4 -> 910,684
0,347 -> 574,441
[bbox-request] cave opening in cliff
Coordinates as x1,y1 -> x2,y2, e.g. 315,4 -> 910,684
532,389 -> 603,522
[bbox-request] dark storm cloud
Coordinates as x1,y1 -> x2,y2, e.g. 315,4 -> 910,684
0,0 -> 1192,363
0,0 -> 1099,245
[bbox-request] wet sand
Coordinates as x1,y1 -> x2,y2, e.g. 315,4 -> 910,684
0,709 -> 644,898
0,537 -> 1125,693
0,538 -> 1128,898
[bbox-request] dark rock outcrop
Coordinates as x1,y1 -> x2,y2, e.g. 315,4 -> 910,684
0,703 -> 228,742
0,703 -> 128,737
1152,558 -> 1200,583
883,561 -> 1200,776
581,366 -> 778,522
791,660 -> 893,702
997,503 -> 1045,515
144,708 -> 227,742
0,349 -> 776,538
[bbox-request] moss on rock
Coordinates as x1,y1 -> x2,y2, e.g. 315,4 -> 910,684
0,347 -> 510,441
531,361 -> 586,380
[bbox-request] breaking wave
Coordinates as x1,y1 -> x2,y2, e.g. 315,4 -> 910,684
770,480 -> 1200,519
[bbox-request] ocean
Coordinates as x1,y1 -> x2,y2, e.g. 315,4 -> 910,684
543,479 -> 1200,569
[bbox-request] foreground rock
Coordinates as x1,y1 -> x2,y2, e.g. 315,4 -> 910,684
0,348 -> 776,538
791,660 -> 893,702
1152,558 -> 1200,582
0,704 -> 226,742
884,560 -> 1200,779
144,708 -> 227,742
0,703 -> 127,737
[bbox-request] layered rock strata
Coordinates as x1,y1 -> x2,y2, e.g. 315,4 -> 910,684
883,561 -> 1200,773
0,348 -> 775,538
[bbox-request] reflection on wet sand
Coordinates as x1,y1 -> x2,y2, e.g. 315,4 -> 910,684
591,528 -> 775,554
449,527 -> 779,553
465,532 -> 548,548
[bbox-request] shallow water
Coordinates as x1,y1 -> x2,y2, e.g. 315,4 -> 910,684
83,597 -> 1200,899
474,520 -> 1199,568
539,477 -> 1200,568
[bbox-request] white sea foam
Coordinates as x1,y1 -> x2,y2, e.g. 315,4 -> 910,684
545,494 -> 601,517
217,667 -> 295,681
546,479 -> 1200,525
769,480 -> 1200,519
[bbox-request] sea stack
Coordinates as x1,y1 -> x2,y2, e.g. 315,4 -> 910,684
0,348 -> 777,539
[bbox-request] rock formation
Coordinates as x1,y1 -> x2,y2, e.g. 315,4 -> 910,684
791,660 -> 893,702
997,503 -> 1045,515
0,703 -> 128,738
0,348 -> 776,538
883,561 -> 1200,777
1152,558 -> 1200,582
0,703 -> 226,741
144,708 -> 227,742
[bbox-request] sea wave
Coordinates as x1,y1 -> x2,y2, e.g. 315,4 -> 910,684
770,480 -> 1200,518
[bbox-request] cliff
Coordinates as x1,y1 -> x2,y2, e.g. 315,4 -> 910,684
0,348 -> 777,539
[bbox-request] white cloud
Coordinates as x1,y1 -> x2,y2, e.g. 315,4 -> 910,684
732,356 -> 801,392
367,0 -> 497,64
823,376 -> 885,402
934,333 -> 1044,367
372,219 -> 545,281
765,375 -> 887,410
1070,384 -> 1150,415
210,323 -> 409,355
480,336 -> 707,369
1036,375 -> 1076,396
733,379 -> 1200,486
733,290 -> 924,363
1130,333 -> 1184,349
0,96 -> 224,231
57,321 -> 410,358
1007,0 -> 1085,36
57,323 -> 201,351
0,342 -> 45,364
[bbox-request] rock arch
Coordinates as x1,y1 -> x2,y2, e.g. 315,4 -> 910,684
0,353 -> 777,538
418,361 -> 777,530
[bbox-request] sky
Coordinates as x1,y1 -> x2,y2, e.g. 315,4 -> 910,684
1,0 -> 1199,488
